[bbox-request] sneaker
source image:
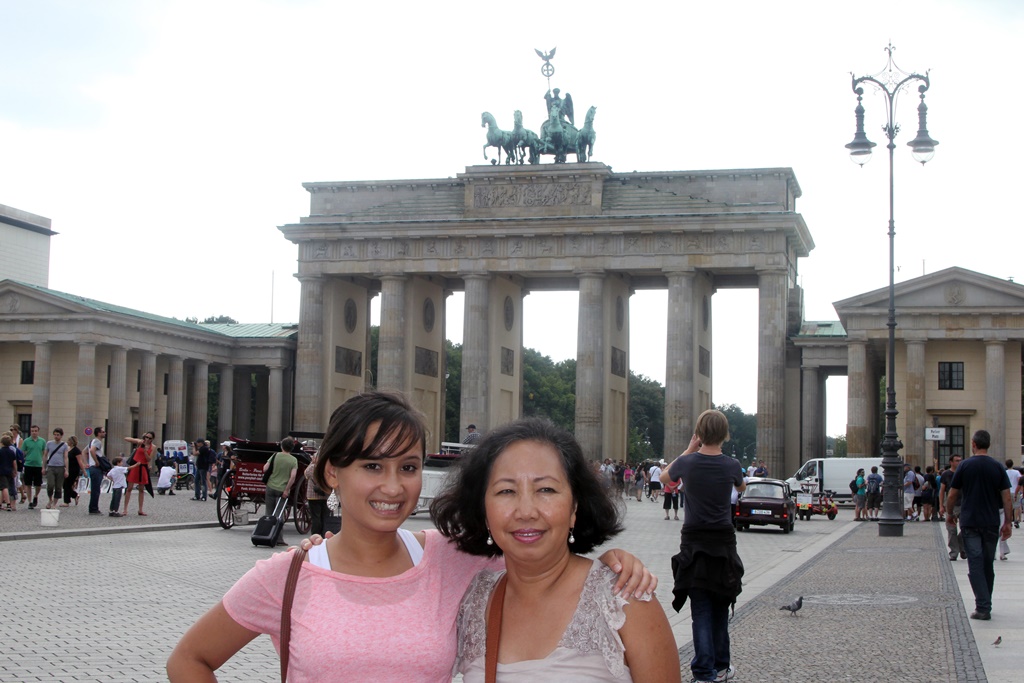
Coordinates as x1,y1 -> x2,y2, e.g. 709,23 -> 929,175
108,512 -> 121,517
714,664 -> 737,682
970,610 -> 991,620
949,554 -> 958,561
999,553 -> 1007,561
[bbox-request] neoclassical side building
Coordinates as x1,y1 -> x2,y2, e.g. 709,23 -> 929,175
795,267 -> 1024,468
0,282 -> 297,448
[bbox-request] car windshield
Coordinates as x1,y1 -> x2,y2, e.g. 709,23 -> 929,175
745,483 -> 784,499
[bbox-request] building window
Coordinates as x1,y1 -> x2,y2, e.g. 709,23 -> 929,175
21,360 -> 34,385
106,365 -> 111,388
17,414 -> 32,434
938,362 -> 964,390
163,373 -> 169,395
137,369 -> 141,392
937,426 -> 966,467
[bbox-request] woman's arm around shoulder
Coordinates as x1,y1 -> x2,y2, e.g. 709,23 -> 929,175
166,601 -> 260,682
618,596 -> 680,682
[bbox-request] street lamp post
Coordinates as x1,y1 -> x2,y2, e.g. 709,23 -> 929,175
846,44 -> 938,538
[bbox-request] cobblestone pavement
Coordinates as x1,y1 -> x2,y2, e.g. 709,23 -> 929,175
1,490 -> 1018,682
0,480 -> 225,538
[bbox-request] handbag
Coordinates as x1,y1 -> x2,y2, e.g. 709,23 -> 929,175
97,456 -> 113,474
279,547 -> 307,683
484,573 -> 508,683
262,453 -> 277,485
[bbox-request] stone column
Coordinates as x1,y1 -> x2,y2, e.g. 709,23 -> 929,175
109,347 -> 130,444
75,342 -> 97,440
139,351 -> 157,433
233,369 -> 251,439
190,361 -> 210,439
664,271 -> 696,459
757,270 -> 788,475
30,342 -> 51,434
294,276 -> 325,432
460,273 -> 491,433
378,275 -> 408,391
801,365 -> 821,461
218,365 -> 234,443
846,340 -> 870,457
166,356 -> 185,440
267,365 -> 284,442
575,271 -> 605,461
904,340 -> 926,466
985,340 -> 1006,458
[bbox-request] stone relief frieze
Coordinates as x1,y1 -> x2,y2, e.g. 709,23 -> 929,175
481,239 -> 495,256
4,294 -> 20,313
685,235 -> 703,252
715,234 -> 733,252
657,236 -> 672,252
567,235 -> 583,254
473,182 -> 592,209
625,236 -> 641,253
748,234 -> 762,251
945,284 -> 966,306
369,240 -> 383,258
312,242 -> 329,259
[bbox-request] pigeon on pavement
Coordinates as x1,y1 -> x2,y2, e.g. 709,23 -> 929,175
779,596 -> 803,615
993,636 -> 1001,647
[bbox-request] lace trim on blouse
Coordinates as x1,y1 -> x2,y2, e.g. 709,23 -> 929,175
455,561 -> 631,679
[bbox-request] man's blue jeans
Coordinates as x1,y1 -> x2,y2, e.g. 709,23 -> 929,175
689,587 -> 731,681
194,468 -> 209,499
88,466 -> 104,513
961,527 -> 999,614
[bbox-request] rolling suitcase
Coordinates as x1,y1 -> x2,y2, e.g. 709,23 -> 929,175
251,496 -> 287,547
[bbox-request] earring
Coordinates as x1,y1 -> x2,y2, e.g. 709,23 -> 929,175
486,532 -> 494,546
568,527 -> 575,544
327,491 -> 340,514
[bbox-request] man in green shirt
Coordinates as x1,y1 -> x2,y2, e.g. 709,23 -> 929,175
262,436 -> 298,545
21,425 -> 46,509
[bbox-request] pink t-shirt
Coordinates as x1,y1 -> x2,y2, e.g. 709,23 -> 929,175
222,529 -> 500,682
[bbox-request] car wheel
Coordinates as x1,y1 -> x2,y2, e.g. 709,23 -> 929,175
782,522 -> 790,533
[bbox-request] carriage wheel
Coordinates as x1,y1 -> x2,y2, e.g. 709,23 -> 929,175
216,471 -> 237,529
293,501 -> 312,535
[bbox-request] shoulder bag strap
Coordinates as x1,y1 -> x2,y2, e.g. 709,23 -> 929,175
484,573 -> 508,683
280,547 -> 307,683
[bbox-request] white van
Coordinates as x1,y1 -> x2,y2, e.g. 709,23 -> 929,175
786,457 -> 882,502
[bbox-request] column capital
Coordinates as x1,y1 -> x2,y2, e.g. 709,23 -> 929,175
984,338 -> 1009,346
574,269 -> 606,280
459,272 -> 492,282
377,273 -> 409,282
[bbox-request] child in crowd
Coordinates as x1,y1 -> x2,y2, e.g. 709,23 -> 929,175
157,461 -> 177,495
105,457 -> 133,517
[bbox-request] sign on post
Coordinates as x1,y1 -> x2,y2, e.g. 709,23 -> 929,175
924,427 -> 947,441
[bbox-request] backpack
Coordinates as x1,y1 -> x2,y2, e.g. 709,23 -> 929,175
912,474 -> 921,490
866,476 -> 881,495
850,478 -> 859,494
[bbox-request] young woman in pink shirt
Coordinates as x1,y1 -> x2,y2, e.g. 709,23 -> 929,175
167,391 -> 653,683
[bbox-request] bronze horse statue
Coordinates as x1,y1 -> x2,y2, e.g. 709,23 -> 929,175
481,112 -> 516,165
511,110 -> 542,165
575,106 -> 597,162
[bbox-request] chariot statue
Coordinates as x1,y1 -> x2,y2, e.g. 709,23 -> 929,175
480,48 -> 597,165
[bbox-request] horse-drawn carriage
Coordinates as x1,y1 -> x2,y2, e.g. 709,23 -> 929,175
214,436 -> 313,533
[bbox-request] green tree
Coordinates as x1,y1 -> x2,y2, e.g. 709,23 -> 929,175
202,315 -> 238,324
715,403 -> 757,467
830,434 -> 848,458
522,349 -> 576,430
629,373 -> 664,457
444,340 -> 462,442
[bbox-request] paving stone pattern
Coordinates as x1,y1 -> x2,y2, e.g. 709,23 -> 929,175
0,490 -> 996,683
675,521 -> 985,683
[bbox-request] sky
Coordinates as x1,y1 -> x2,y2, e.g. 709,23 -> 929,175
2,0 -> 1022,440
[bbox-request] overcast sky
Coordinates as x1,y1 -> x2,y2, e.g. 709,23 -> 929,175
3,0 -> 1022,443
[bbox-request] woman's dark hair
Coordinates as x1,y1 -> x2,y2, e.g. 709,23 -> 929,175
431,417 -> 623,557
312,391 -> 427,491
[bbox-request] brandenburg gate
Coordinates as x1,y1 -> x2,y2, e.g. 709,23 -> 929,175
280,162 -> 813,471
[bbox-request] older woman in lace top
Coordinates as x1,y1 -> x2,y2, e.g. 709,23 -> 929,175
432,418 -> 679,682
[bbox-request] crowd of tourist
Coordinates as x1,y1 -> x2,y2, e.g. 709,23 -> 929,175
0,423 -> 234,518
